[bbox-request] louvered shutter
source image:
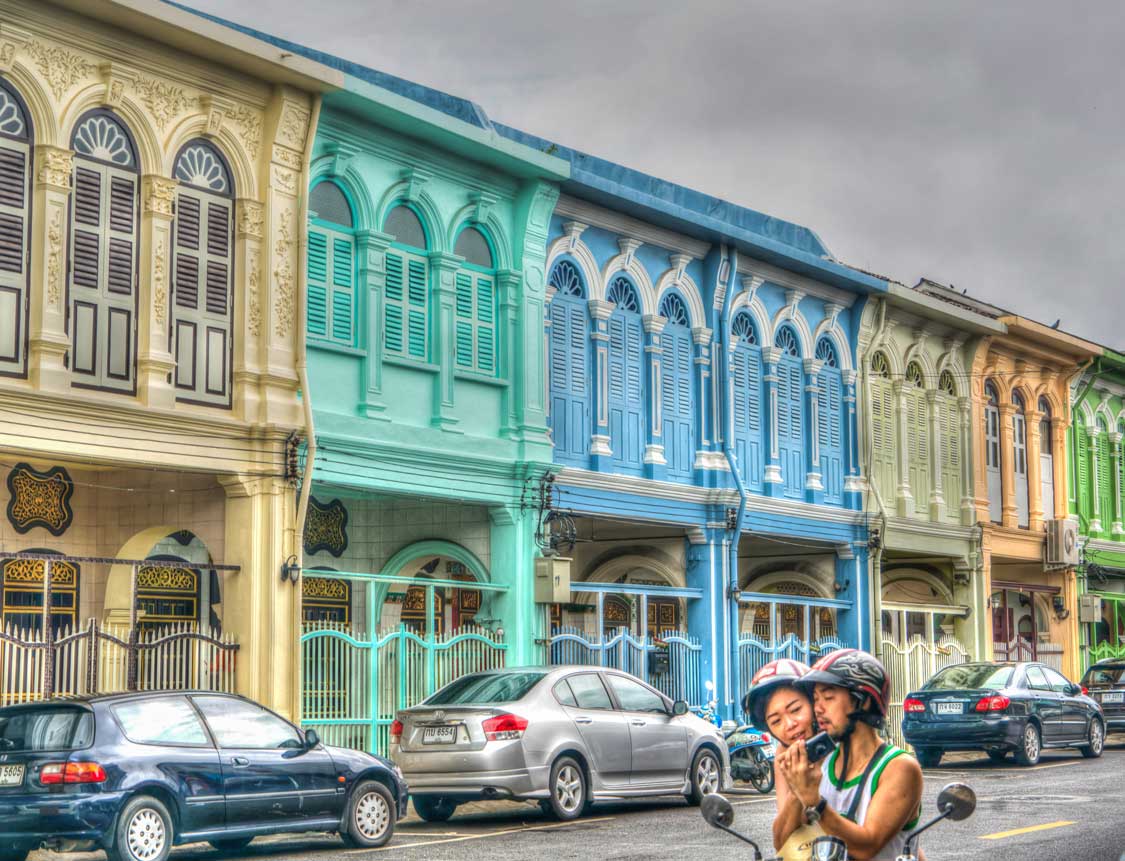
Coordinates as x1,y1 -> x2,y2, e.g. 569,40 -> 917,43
870,378 -> 896,504
1098,434 -> 1114,530
819,368 -> 843,504
453,270 -> 496,374
330,236 -> 353,343
454,271 -> 474,368
172,187 -> 231,404
306,229 -> 328,337
384,249 -> 428,360
607,310 -> 643,473
384,251 -> 405,354
475,276 -> 495,373
661,327 -> 694,479
940,397 -> 962,521
406,258 -> 427,358
907,389 -> 930,515
548,296 -> 589,464
69,162 -> 137,392
0,138 -> 29,374
1076,431 -> 1089,519
730,345 -> 763,489
777,357 -> 803,497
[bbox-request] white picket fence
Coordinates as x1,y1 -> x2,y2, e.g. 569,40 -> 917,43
881,634 -> 971,748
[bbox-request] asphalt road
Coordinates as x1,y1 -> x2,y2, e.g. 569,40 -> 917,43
37,737 -> 1125,861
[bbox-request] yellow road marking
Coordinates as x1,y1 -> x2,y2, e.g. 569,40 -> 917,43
979,821 -> 1075,840
347,815 -> 618,852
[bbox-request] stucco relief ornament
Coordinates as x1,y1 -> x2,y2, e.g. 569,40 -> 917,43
229,105 -> 261,159
37,148 -> 73,189
237,200 -> 263,238
247,255 -> 262,336
153,236 -> 167,325
144,177 -> 177,217
279,105 -> 310,149
24,40 -> 93,100
46,209 -> 62,309
303,497 -> 349,557
6,463 -> 75,536
133,76 -> 194,132
273,208 -> 296,337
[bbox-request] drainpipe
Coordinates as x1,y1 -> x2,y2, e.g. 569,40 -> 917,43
718,245 -> 746,718
862,298 -> 890,652
294,93 -> 323,568
1067,357 -> 1097,534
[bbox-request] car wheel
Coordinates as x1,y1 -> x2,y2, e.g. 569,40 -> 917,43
687,748 -> 722,805
208,837 -> 254,855
914,747 -> 942,768
1081,718 -> 1105,759
545,756 -> 586,821
987,750 -> 1009,763
1014,723 -> 1041,766
341,780 -> 395,849
108,795 -> 173,861
412,795 -> 458,823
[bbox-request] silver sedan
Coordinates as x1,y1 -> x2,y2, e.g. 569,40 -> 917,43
390,665 -> 731,822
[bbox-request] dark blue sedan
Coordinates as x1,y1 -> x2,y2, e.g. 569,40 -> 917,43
0,691 -> 407,861
901,661 -> 1105,767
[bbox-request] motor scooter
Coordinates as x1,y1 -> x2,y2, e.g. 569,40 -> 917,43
699,780 -> 976,861
693,680 -> 775,794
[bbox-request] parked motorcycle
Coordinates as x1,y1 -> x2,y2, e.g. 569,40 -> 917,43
699,780 -> 977,861
694,680 -> 775,794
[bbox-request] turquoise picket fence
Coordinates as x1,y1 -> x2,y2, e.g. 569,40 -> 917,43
545,626 -> 704,706
300,623 -> 506,756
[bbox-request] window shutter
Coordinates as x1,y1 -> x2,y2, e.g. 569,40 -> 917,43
1098,434 -> 1113,527
384,250 -> 404,354
0,139 -> 28,374
940,397 -> 961,519
406,258 -> 427,359
908,390 -> 929,514
306,229 -> 328,337
606,310 -> 643,473
731,345 -> 762,489
454,271 -> 474,368
871,378 -> 896,503
661,329 -> 693,478
330,235 -> 353,343
818,368 -> 843,503
475,276 -> 495,373
548,296 -> 590,463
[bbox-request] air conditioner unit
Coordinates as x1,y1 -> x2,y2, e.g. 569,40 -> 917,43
1045,518 -> 1080,568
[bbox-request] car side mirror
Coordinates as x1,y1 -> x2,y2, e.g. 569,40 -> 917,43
1068,683 -> 1082,696
672,700 -> 689,716
304,728 -> 321,749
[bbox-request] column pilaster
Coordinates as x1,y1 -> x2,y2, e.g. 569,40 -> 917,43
1000,403 -> 1018,528
643,313 -> 666,474
357,229 -> 394,419
136,175 -> 178,409
28,145 -> 73,392
428,251 -> 462,432
763,346 -> 783,491
588,300 -> 613,464
894,380 -> 912,517
1026,408 -> 1045,530
804,357 -> 824,502
1087,425 -> 1102,533
692,326 -> 712,472
959,397 -> 975,525
843,370 -> 863,500
1050,418 -> 1068,522
496,268 -> 522,440
927,389 -> 945,520
1111,432 -> 1124,534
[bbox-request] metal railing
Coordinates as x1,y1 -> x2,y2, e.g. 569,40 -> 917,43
882,634 -> 971,747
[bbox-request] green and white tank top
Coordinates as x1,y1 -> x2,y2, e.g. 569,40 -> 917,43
818,743 -> 921,861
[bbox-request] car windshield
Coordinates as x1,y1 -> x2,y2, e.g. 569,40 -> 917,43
0,707 -> 94,752
925,664 -> 1013,691
425,672 -> 546,705
1083,665 -> 1125,687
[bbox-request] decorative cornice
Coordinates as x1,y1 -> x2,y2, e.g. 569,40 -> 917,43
555,194 -> 711,259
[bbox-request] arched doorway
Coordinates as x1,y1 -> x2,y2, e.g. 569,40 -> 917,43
134,532 -> 219,634
880,569 -> 964,647
739,571 -> 838,644
560,553 -> 687,638
374,541 -> 489,637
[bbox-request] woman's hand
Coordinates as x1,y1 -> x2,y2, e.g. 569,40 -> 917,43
776,736 -> 822,809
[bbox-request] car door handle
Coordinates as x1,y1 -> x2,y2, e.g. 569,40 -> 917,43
574,717 -> 593,725
630,719 -> 647,727
231,756 -> 250,767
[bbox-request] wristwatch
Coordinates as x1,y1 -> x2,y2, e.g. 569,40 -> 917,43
805,797 -> 827,825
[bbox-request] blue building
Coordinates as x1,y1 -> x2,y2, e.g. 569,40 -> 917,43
497,129 -> 888,717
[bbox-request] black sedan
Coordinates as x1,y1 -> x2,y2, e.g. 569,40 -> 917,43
901,661 -> 1105,767
0,691 -> 407,861
1082,659 -> 1125,732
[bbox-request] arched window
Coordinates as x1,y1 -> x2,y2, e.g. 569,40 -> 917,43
1013,391 -> 1029,527
547,260 -> 589,465
774,325 -> 804,498
69,110 -> 139,393
814,337 -> 843,504
1,552 -> 79,634
659,292 -> 693,479
0,80 -> 30,378
904,362 -> 930,515
1038,397 -> 1054,518
606,275 -> 643,474
731,312 -> 763,490
984,381 -> 1002,522
383,204 -> 428,359
171,141 -> 234,405
1096,415 -> 1113,532
306,180 -> 356,349
869,351 -> 896,504
452,226 -> 496,375
937,370 -> 961,521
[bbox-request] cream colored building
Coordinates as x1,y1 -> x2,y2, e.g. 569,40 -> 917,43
0,0 -> 339,717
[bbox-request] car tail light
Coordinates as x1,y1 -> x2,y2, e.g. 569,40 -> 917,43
390,719 -> 403,745
40,762 -> 106,785
1081,686 -> 1088,696
903,698 -> 925,713
975,695 -> 1011,712
482,713 -> 528,742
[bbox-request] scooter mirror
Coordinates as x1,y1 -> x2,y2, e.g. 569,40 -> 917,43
936,782 -> 976,821
701,793 -> 735,828
705,680 -> 716,692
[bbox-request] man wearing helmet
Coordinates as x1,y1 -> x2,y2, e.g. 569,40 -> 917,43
743,659 -> 824,858
775,649 -> 923,861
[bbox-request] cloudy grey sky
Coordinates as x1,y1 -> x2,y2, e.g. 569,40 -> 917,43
194,0 -> 1125,348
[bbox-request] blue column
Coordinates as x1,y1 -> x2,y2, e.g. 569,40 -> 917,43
686,529 -> 730,713
805,357 -> 825,505
763,346 -> 784,497
842,370 -> 862,509
832,541 -> 871,651
588,300 -> 613,471
644,314 -> 667,479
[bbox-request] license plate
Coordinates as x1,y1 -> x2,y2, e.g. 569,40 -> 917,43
935,701 -> 963,715
0,764 -> 24,787
421,726 -> 457,745
1102,692 -> 1124,704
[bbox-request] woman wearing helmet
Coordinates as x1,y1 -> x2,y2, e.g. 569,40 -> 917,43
743,659 -> 823,858
776,649 -> 923,861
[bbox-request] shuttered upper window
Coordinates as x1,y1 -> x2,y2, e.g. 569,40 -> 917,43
307,181 -> 355,348
0,81 -> 31,378
68,111 -> 139,393
172,141 -> 234,405
452,226 -> 496,375
383,204 -> 428,361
